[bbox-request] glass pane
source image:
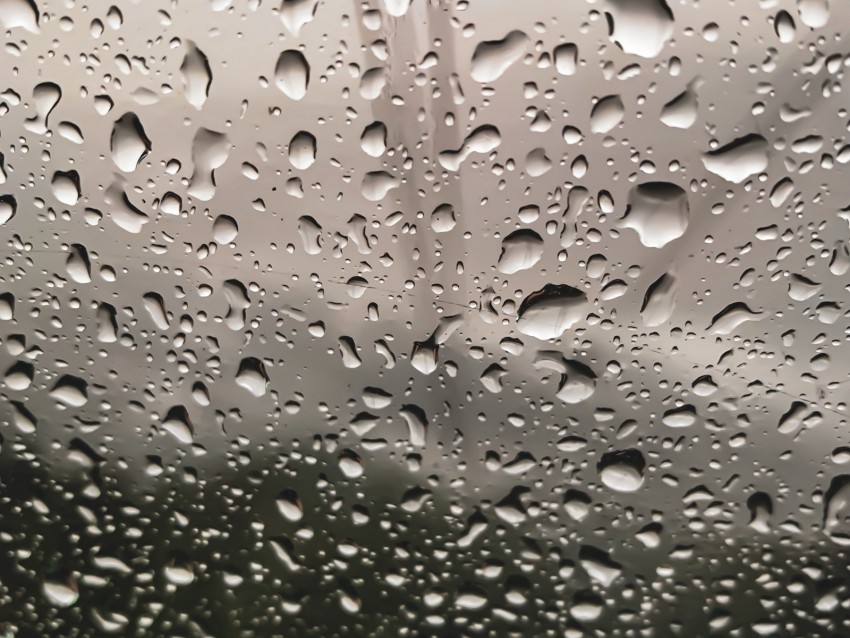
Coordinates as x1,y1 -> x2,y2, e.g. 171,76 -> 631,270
0,0 -> 848,635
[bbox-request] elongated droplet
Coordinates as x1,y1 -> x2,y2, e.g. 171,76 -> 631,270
275,50 -> 309,100
111,113 -> 152,172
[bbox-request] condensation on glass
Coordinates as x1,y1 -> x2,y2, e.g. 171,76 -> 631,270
0,0 -> 849,635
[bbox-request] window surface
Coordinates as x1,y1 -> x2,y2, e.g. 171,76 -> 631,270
0,0 -> 849,636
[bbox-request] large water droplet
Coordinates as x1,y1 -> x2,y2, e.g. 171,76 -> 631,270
702,134 -> 769,183
470,30 -> 528,83
181,41 -> 212,109
188,128 -> 230,201
275,50 -> 309,100
517,284 -> 587,340
110,113 -> 151,172
606,0 -> 674,58
289,130 -> 317,169
598,449 -> 645,492
620,182 -> 689,248
497,229 -> 544,274
24,82 -> 61,134
236,357 -> 270,397
590,95 -> 625,134
51,170 -> 81,206
0,0 -> 39,32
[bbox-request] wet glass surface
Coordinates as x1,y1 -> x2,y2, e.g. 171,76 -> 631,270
1,0 -> 850,635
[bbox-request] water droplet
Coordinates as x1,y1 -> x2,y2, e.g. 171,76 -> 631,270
640,272 -> 677,326
708,302 -> 764,335
142,292 -> 170,330
24,82 -> 61,134
382,0 -> 411,18
798,0 -> 830,29
517,284 -> 587,339
470,30 -> 528,83
279,0 -> 319,35
277,489 -> 304,522
598,449 -> 645,492
162,405 -> 194,443
275,50 -> 309,100
660,86 -> 698,129
65,243 -> 92,284
553,43 -> 578,75
497,229 -> 544,274
110,113 -> 151,172
702,134 -> 769,183
606,0 -> 674,58
361,170 -> 398,201
438,125 -> 501,172
50,375 -> 88,407
181,41 -> 212,109
620,182 -> 689,248
4,361 -> 33,391
188,128 -> 230,201
590,95 -> 625,134
42,579 -> 78,608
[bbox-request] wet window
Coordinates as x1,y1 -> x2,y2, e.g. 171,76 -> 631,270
0,0 -> 849,635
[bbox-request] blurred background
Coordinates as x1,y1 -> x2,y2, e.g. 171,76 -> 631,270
0,0 -> 849,635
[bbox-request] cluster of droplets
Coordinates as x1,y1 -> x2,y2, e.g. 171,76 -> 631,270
0,0 -> 849,635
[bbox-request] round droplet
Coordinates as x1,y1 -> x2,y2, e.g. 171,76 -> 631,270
213,214 -> 238,243
598,450 -> 645,492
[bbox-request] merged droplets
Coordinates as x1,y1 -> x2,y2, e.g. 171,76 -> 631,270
188,128 -> 230,201
606,0 -> 674,58
288,130 -> 317,169
517,284 -> 587,340
50,375 -> 88,407
824,475 -> 850,545
797,0 -> 830,29
360,121 -> 387,157
279,0 -> 319,35
470,30 -> 528,83
51,170 -> 81,206
0,0 -> 39,32
660,85 -> 699,129
110,113 -> 151,172
553,43 -> 578,75
162,405 -> 194,444
361,170 -> 398,201
24,82 -> 61,134
708,302 -> 764,335
212,214 -> 238,244
556,360 -> 597,404
382,0 -> 411,18
4,361 -> 33,391
497,229 -> 544,274
104,180 -> 149,234
702,134 -> 769,183
438,125 -> 501,172
180,41 -> 212,109
620,182 -> 690,248
276,489 -> 304,522
236,357 -> 270,397
65,244 -> 92,284
590,95 -> 625,134
0,194 -> 17,225
640,271 -> 677,326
